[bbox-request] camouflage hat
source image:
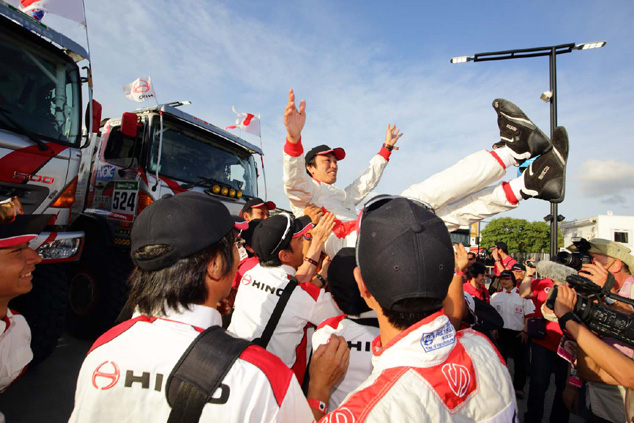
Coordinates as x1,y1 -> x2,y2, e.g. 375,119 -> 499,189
587,238 -> 634,271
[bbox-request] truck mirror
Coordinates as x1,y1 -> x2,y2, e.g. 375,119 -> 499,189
121,112 -> 138,138
85,99 -> 103,133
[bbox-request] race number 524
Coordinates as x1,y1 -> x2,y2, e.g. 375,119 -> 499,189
111,181 -> 138,215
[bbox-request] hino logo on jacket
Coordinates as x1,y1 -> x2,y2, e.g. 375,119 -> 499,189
91,361 -> 230,404
241,274 -> 284,297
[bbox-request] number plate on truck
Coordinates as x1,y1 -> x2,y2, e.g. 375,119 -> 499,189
111,181 -> 139,215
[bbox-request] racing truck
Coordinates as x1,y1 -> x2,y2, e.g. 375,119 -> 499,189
1,2 -> 101,362
69,102 -> 263,337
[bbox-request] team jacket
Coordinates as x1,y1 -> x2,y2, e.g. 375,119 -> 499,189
490,287 -> 535,331
321,311 -> 517,423
312,311 -> 380,411
69,305 -> 314,423
228,264 -> 341,383
0,309 -> 32,392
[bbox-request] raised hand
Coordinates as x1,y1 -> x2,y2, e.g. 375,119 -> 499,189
384,124 -> 403,150
284,88 -> 306,143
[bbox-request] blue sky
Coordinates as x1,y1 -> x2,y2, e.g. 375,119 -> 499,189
46,0 -> 634,225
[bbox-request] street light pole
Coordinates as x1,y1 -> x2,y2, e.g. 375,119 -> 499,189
451,41 -> 605,257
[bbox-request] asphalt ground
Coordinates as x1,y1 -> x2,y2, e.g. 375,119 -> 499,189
0,333 -> 585,423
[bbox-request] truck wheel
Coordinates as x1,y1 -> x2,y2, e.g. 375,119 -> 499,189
8,263 -> 69,366
67,246 -> 132,339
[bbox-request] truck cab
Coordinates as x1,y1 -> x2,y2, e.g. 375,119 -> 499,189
70,103 -> 263,335
1,1 -> 101,363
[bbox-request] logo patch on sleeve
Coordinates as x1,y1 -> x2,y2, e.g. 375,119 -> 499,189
420,321 -> 455,352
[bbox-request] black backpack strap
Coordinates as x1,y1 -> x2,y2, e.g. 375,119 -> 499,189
166,326 -> 251,423
253,277 -> 299,348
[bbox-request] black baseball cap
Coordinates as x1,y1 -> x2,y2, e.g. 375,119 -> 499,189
252,213 -> 313,262
511,263 -> 526,272
305,144 -> 346,166
240,198 -> 276,216
0,214 -> 51,248
131,192 -> 241,271
239,218 -> 261,247
499,270 -> 514,279
356,196 -> 454,312
328,247 -> 369,316
492,241 -> 508,252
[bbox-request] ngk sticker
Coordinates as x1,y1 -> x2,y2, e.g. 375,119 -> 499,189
97,165 -> 115,180
111,181 -> 138,215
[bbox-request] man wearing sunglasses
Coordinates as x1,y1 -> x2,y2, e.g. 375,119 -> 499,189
317,196 -> 516,422
0,198 -> 49,393
283,89 -> 568,258
228,213 -> 341,385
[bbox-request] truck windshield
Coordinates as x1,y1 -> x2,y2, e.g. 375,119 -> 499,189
149,119 -> 258,197
0,23 -> 81,146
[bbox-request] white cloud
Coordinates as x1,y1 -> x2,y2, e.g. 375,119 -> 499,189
578,160 -> 634,198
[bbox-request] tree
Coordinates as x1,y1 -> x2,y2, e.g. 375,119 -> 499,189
481,217 -> 563,253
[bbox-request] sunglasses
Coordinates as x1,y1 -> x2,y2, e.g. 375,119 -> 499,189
0,196 -> 23,225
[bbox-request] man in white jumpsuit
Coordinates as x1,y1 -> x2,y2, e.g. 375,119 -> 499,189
282,89 -> 569,258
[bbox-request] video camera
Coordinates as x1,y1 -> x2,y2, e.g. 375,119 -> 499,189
545,238 -> 634,346
555,237 -> 592,271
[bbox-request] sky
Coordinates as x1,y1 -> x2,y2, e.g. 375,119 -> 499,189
40,0 -> 634,226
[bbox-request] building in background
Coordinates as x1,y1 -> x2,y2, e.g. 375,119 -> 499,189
561,212 -> 634,251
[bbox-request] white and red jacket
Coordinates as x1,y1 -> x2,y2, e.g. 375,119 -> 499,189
321,311 -> 517,423
228,263 -> 341,383
490,287 -> 535,331
312,311 -> 380,411
69,305 -> 314,423
0,309 -> 32,392
284,139 -> 519,258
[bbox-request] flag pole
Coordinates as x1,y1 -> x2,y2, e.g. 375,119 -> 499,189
153,79 -> 163,191
258,132 -> 268,201
80,0 -> 94,138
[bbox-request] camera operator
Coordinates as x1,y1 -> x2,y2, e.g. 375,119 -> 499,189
553,284 -> 634,422
567,238 -> 634,422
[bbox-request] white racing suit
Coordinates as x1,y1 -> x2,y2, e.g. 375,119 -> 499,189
69,305 -> 314,423
320,311 -> 518,422
0,309 -> 32,392
283,140 -> 517,258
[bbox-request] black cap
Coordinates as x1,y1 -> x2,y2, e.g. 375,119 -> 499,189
240,218 -> 260,247
252,213 -> 313,262
511,263 -> 526,272
240,198 -> 276,216
356,197 -> 454,312
305,144 -> 346,166
328,248 -> 369,316
492,241 -> 508,252
0,214 -> 51,248
131,192 -> 238,271
499,270 -> 514,279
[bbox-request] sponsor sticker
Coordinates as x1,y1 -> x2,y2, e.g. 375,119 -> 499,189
420,321 -> 455,352
97,165 -> 116,180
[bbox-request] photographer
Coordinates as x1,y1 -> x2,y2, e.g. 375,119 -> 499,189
553,284 -> 634,421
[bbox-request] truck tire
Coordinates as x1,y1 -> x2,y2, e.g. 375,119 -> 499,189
67,246 -> 132,339
8,263 -> 69,366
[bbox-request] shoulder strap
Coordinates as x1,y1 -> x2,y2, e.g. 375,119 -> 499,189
253,277 -> 299,348
166,326 -> 251,423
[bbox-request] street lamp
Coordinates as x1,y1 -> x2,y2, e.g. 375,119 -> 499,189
451,41 -> 606,257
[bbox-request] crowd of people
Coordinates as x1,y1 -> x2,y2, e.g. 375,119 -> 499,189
2,90 -> 634,422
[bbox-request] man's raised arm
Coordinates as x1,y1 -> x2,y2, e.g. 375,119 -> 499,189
344,124 -> 403,205
283,89 -> 316,211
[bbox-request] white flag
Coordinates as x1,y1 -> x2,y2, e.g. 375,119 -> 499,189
122,77 -> 157,103
20,0 -> 86,25
225,106 -> 261,137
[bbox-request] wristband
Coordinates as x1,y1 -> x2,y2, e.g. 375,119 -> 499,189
495,259 -> 500,262
315,273 -> 327,287
558,311 -> 581,333
307,398 -> 327,413
304,257 -> 318,266
382,143 -> 395,151
455,270 -> 464,276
